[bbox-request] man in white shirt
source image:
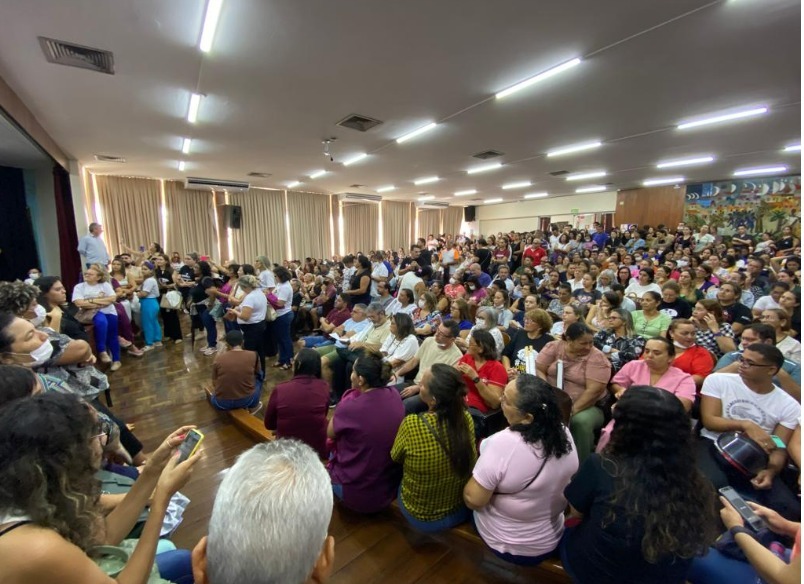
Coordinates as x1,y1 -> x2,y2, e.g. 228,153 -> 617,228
77,223 -> 110,268
751,282 -> 789,319
493,265 -> 515,294
369,252 -> 389,298
698,344 -> 800,520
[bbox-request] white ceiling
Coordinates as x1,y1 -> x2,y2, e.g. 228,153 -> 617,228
0,0 -> 800,205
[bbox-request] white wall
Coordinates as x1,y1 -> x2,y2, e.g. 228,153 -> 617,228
475,191 -> 617,235
23,167 -> 60,274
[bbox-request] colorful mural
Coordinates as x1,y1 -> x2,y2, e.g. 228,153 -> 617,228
683,175 -> 801,238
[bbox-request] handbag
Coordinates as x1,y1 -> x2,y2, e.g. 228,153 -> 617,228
265,304 -> 278,322
160,290 -> 182,310
75,308 -> 99,324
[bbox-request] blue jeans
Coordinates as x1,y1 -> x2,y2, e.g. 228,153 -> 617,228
274,311 -> 294,365
196,304 -> 217,348
92,311 -> 120,361
688,547 -> 763,584
301,335 -> 333,348
155,549 -> 193,584
223,318 -> 240,333
140,297 -> 162,345
332,483 -> 344,500
397,487 -> 470,533
210,378 -> 263,410
559,526 -> 583,583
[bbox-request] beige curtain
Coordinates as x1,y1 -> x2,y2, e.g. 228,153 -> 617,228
443,206 -> 464,237
381,200 -> 413,251
164,180 -> 217,258
95,175 -> 162,256
227,188 -> 287,264
342,202 -> 379,254
286,191 -> 332,260
417,209 -> 441,239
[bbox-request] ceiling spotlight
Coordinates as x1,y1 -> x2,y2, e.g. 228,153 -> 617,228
784,144 -> 801,152
199,0 -> 223,53
418,195 -> 435,201
414,176 -> 440,185
546,141 -> 601,157
454,189 -> 477,196
643,176 -> 685,186
733,165 -> 787,177
187,93 -> 202,123
565,171 -> 607,181
377,185 -> 395,193
287,181 -> 301,188
656,155 -> 714,169
342,153 -> 368,166
502,181 -> 531,190
524,192 -> 549,199
575,185 -> 606,193
396,122 -> 438,144
309,170 -> 327,179
496,57 -> 582,99
178,161 -> 186,171
181,138 -> 192,154
467,162 -> 502,174
677,106 -> 768,130
484,198 -> 503,204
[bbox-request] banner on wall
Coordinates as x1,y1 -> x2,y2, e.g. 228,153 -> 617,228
683,175 -> 800,237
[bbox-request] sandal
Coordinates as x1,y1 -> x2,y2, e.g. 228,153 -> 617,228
279,363 -> 292,370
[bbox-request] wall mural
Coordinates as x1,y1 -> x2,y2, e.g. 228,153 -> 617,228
683,175 -> 801,238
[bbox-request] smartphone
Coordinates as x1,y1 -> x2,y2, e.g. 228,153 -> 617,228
771,434 -> 787,449
177,429 -> 204,463
718,486 -> 767,532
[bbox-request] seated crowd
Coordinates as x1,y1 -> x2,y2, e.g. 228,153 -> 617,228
0,221 -> 801,583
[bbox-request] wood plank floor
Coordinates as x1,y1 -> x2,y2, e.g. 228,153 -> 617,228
111,322 -> 527,583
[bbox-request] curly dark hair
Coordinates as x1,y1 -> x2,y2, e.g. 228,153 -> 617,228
0,280 -> 39,316
426,364 -> 475,477
0,364 -> 37,408
510,375 -> 573,459
603,386 -> 717,563
0,392 -> 102,550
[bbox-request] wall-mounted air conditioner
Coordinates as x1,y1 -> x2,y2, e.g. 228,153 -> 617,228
185,177 -> 250,191
338,192 -> 382,203
417,201 -> 449,210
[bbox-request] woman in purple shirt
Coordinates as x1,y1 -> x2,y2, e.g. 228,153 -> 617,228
327,349 -> 405,513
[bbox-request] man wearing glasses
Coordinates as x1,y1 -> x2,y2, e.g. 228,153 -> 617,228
698,343 -> 800,520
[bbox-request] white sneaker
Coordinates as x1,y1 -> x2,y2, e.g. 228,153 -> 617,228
201,346 -> 217,356
141,345 -> 154,353
154,342 -> 163,347
110,361 -> 122,372
99,352 -> 112,363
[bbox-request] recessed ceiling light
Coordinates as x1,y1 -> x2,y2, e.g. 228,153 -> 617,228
418,195 -> 435,201
643,176 -> 685,186
454,189 -> 477,196
414,176 -> 440,185
467,162 -> 502,174
377,185 -> 395,193
566,171 -> 607,181
484,198 -> 503,204
502,181 -> 531,190
495,57 -> 582,99
287,181 -> 301,188
784,144 -> 801,152
677,106 -> 768,130
546,141 -> 601,157
733,165 -> 787,177
656,155 -> 714,169
187,93 -> 202,123
343,153 -> 368,166
181,138 -> 192,154
524,192 -> 549,199
199,0 -> 223,53
576,185 -> 606,193
178,161 -> 186,171
309,170 -> 327,179
396,122 -> 438,144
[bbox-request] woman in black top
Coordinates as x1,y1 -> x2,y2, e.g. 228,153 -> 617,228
34,276 -> 89,343
154,254 -> 183,342
345,255 -> 372,307
191,276 -> 219,356
560,386 -> 717,584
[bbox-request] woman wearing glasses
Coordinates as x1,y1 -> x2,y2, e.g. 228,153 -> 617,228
592,309 -> 645,373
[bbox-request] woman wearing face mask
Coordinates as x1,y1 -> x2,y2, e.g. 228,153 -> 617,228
592,308 -> 645,373
665,319 -> 715,393
550,305 -> 584,338
413,292 -> 441,337
631,291 -> 671,339
72,265 -> 122,372
444,271 -> 467,300
458,307 -> 504,357
465,275 -> 487,305
34,276 -> 89,343
135,261 -> 163,351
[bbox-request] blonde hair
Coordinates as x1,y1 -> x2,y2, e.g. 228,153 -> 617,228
88,264 -> 111,283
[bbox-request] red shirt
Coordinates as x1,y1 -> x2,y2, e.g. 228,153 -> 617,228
325,306 -> 351,327
523,246 -> 546,264
458,354 -> 508,413
264,375 -> 331,457
671,345 -> 714,393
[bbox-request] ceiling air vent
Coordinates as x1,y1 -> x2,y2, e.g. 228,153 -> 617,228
94,154 -> 126,163
473,149 -> 504,160
349,184 -> 366,189
247,172 -> 272,178
39,37 -> 115,75
336,113 -> 384,132
549,170 -> 570,176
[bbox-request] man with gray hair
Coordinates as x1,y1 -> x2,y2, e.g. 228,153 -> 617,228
77,222 -> 110,268
192,440 -> 335,584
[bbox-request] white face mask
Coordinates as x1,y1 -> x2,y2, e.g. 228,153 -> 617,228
475,318 -> 485,327
13,338 -> 55,367
468,285 -> 476,291
30,304 -> 47,327
28,272 -> 40,280
417,299 -> 426,309
449,278 -> 458,284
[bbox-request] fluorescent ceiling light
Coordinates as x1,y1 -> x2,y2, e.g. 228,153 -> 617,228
343,153 -> 368,166
576,185 -> 606,193
454,189 -> 477,196
178,161 -> 186,171
643,176 -> 685,187
484,198 -> 503,204
377,185 -> 395,193
733,165 -> 787,177
308,170 -> 327,179
566,170 -> 607,181
199,0 -> 223,53
418,195 -> 435,201
784,144 -> 801,152
502,181 -> 531,190
414,176 -> 439,185
677,106 -> 768,130
396,122 -> 437,144
287,181 -> 301,188
187,93 -> 202,123
656,155 -> 714,169
546,141 -> 601,157
181,138 -> 192,154
524,192 -> 549,199
467,162 -> 502,174
496,57 -> 582,99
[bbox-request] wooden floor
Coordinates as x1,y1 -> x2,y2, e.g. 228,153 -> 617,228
110,322 -> 531,583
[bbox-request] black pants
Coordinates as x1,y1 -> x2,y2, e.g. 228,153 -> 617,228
240,321 -> 267,375
695,437 -> 800,521
159,306 -> 182,340
262,319 -> 277,358
92,399 -> 143,458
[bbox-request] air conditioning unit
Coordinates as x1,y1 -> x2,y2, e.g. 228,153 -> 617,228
185,177 -> 250,191
417,201 -> 449,210
338,192 -> 382,203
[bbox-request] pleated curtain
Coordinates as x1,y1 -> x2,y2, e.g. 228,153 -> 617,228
443,206 -> 464,237
227,188 -> 288,264
342,202 -> 379,254
381,200 -> 413,251
417,209 -> 441,240
163,180 -> 217,258
286,191 -> 332,260
94,175 -> 162,257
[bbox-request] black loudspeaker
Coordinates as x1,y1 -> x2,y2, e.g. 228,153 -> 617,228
464,206 -> 476,222
219,205 -> 242,229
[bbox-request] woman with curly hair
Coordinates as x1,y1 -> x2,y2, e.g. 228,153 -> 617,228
560,386 -> 718,584
0,392 -> 203,583
464,375 -> 578,565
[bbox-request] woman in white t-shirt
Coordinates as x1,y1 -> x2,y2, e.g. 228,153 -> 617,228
269,267 -> 295,369
72,265 -> 122,371
227,275 -> 267,373
761,308 -> 802,364
136,261 -> 163,350
624,268 -> 662,300
464,375 -> 578,565
380,313 -> 420,379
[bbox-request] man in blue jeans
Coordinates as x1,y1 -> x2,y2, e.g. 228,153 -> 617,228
209,331 -> 262,413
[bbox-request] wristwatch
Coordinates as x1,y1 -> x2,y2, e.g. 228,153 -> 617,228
472,376 -> 481,384
729,526 -> 755,539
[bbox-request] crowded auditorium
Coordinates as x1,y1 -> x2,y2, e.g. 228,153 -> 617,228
0,1 -> 801,583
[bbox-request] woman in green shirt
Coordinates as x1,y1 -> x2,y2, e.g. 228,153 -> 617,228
631,291 -> 671,339
391,363 -> 477,532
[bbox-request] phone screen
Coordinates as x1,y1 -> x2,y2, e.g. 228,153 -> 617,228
771,435 -> 787,449
177,429 -> 204,463
718,486 -> 765,531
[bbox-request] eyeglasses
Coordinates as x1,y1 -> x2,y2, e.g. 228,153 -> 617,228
92,420 -> 112,444
738,356 -> 775,369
